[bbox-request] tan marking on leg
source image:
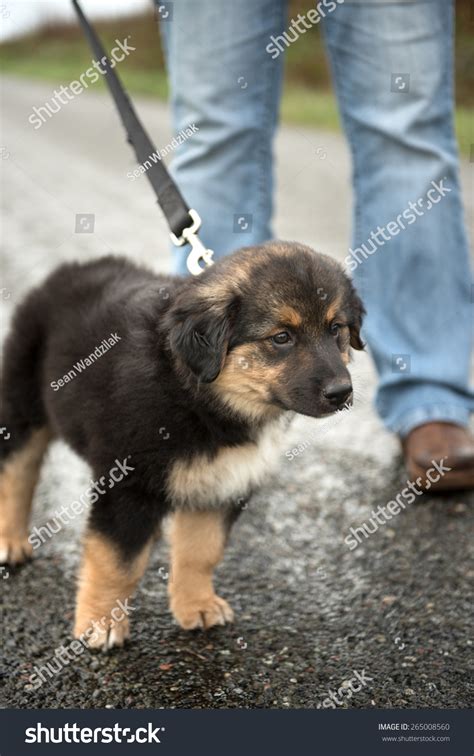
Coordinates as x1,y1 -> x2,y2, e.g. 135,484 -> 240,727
74,531 -> 151,649
0,428 -> 50,564
168,510 -> 234,630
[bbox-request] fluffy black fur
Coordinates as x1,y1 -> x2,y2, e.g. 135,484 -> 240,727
0,242 -> 365,561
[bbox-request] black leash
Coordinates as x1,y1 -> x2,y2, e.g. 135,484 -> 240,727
71,0 -> 213,275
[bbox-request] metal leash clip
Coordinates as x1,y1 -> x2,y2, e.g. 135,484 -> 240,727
170,209 -> 214,276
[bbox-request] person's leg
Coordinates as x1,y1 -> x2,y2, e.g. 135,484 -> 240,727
322,0 -> 473,440
160,0 -> 287,273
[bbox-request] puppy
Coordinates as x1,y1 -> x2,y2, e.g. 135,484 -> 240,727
0,241 -> 364,648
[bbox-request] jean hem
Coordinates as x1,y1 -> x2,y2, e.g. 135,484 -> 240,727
389,404 -> 471,439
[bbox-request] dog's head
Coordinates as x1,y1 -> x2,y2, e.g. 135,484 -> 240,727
165,242 -> 365,421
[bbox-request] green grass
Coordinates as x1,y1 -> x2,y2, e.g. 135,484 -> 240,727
280,86 -> 341,133
0,55 -> 170,101
0,13 -> 472,156
454,107 -> 474,159
0,29 -> 170,100
0,38 -> 341,131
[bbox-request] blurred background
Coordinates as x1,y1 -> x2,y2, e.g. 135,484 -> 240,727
1,0 -> 473,154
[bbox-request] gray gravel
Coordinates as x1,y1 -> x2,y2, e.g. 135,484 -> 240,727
1,76 -> 473,709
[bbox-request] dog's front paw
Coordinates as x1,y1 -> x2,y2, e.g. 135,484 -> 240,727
0,534 -> 32,565
171,594 -> 234,630
74,616 -> 130,651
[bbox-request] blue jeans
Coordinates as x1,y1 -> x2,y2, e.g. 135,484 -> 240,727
161,0 -> 474,436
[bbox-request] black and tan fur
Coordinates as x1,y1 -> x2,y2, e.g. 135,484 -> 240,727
0,242 -> 364,647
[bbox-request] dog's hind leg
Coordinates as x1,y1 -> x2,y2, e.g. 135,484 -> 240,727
0,428 -> 50,564
0,291 -> 51,564
74,528 -> 153,650
168,510 -> 234,630
73,486 -> 161,649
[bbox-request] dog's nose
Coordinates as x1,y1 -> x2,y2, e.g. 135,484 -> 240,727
323,379 -> 353,406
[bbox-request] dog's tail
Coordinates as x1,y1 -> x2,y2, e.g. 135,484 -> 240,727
0,287 -> 49,465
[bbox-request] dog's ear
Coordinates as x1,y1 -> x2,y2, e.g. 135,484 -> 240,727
348,285 -> 366,350
166,292 -> 238,383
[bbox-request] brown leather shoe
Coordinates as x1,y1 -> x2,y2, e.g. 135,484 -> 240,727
402,422 -> 474,492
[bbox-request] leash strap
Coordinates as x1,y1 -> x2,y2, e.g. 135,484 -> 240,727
71,0 -> 213,275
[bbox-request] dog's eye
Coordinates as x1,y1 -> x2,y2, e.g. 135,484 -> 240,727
330,322 -> 343,336
271,331 -> 292,346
